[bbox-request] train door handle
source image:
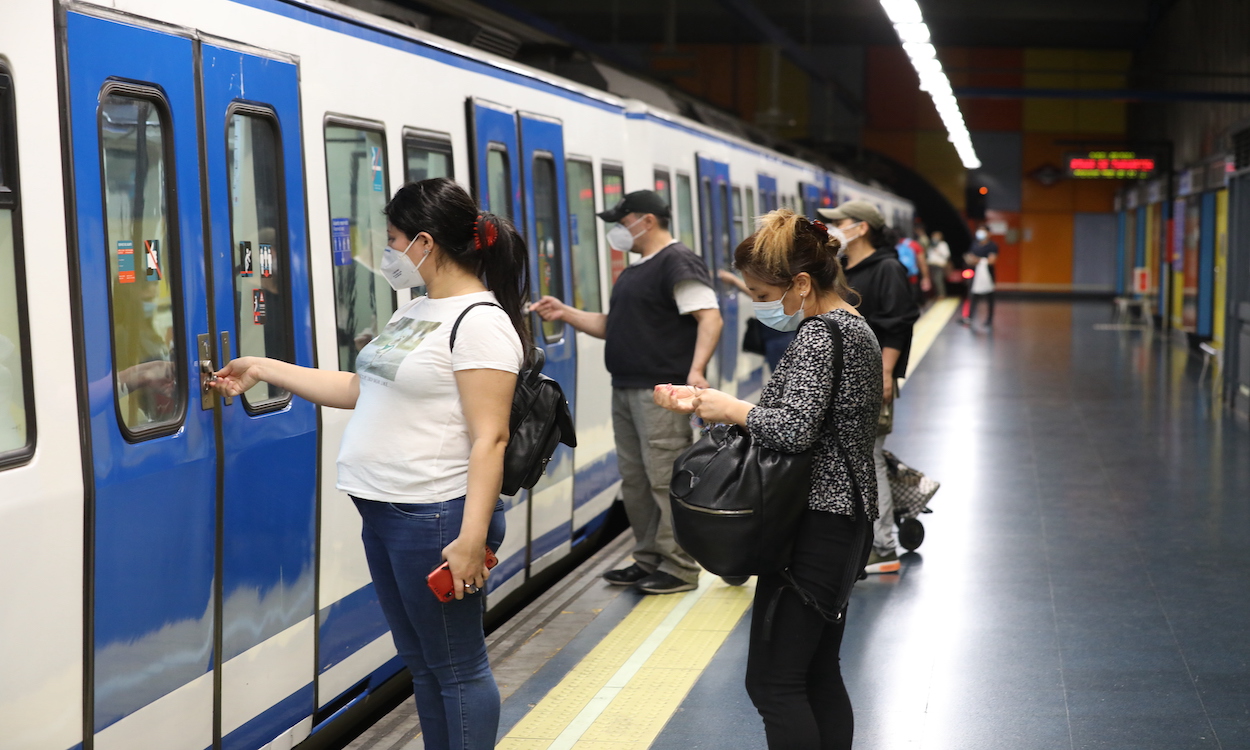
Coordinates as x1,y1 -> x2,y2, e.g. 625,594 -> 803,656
219,331 -> 234,406
197,333 -> 216,410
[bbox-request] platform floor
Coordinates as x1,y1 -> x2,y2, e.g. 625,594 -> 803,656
352,299 -> 1250,750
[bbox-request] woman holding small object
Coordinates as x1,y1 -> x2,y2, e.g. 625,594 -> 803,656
654,209 -> 882,750
210,178 -> 529,750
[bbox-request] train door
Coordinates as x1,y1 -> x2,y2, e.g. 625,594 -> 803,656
200,44 -> 318,747
66,13 -> 317,749
696,155 -> 738,387
801,182 -> 821,219
66,14 -> 217,749
519,112 -> 576,574
758,174 -> 778,213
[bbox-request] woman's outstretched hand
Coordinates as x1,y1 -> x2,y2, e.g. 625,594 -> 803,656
212,357 -> 264,398
654,384 -> 699,414
654,384 -> 750,426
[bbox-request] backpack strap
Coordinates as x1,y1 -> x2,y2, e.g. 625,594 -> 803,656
449,301 -> 504,352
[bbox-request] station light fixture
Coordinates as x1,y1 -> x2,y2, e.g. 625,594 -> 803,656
878,0 -> 981,169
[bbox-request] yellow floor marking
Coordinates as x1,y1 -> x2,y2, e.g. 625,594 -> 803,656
901,297 -> 960,386
500,574 -> 754,750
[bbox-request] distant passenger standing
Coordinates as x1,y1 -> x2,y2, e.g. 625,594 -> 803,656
926,230 -> 950,298
962,226 -> 998,329
819,201 -> 919,574
212,179 -> 528,750
654,210 -> 881,750
530,190 -> 723,594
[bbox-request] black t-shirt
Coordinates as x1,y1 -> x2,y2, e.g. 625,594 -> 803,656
604,243 -> 713,389
969,240 -> 999,281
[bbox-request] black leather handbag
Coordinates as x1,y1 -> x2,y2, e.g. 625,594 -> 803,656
451,302 -> 576,496
668,315 -> 846,577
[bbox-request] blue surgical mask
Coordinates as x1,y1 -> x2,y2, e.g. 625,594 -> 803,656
753,287 -> 805,332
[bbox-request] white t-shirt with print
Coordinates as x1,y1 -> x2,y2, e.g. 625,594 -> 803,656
337,291 -> 524,504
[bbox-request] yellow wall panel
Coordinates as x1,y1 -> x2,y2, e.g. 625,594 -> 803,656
1020,213 -> 1075,285
915,130 -> 966,210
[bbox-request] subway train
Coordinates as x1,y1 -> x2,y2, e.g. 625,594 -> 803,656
0,1 -> 914,749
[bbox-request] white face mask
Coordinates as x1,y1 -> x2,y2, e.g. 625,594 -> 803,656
606,216 -> 648,253
976,229 -> 989,241
380,235 -> 429,291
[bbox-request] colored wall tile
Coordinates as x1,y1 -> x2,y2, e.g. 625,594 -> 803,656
866,45 -> 921,130
862,130 -> 917,169
1072,179 -> 1118,213
985,209 -> 1022,284
916,130 -> 967,211
1020,212 -> 1075,286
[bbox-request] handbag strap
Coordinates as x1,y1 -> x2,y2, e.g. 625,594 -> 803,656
449,301 -> 504,352
763,313 -> 873,639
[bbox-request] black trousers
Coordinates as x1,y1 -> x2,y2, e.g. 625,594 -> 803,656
969,292 -> 995,324
745,510 -> 867,750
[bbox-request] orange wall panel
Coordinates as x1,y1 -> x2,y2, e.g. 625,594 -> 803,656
1072,179 -> 1118,213
866,45 -> 921,130
1020,213 -> 1075,285
862,130 -> 917,169
985,209 -> 1021,284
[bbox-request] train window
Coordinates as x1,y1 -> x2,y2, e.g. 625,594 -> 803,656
732,186 -> 745,245
653,168 -> 671,210
486,145 -> 513,222
99,91 -> 184,438
745,187 -> 756,228
676,173 -> 696,251
566,159 -> 601,313
227,110 -> 291,410
532,154 -> 564,342
404,130 -> 452,182
601,163 -> 624,286
0,66 -> 34,464
324,121 -> 393,373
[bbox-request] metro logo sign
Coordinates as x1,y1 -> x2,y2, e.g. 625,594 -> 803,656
1066,151 -> 1156,179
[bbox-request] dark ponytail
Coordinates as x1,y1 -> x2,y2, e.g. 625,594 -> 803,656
384,178 -> 533,356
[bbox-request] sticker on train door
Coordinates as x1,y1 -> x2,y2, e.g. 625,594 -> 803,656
117,241 -> 135,283
371,146 -> 384,192
240,241 -> 254,277
144,240 -> 162,281
259,243 -> 273,278
331,219 -> 352,266
252,288 -> 266,325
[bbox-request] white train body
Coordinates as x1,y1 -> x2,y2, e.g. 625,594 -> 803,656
0,1 -> 913,748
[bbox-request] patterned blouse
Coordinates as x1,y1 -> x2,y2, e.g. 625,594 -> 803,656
744,310 -> 883,518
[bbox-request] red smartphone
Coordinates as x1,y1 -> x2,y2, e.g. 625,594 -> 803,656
426,547 -> 498,603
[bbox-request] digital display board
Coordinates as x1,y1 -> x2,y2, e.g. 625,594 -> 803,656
1066,151 -> 1156,180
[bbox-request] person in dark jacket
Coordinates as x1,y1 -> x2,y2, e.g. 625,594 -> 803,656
819,201 -> 920,574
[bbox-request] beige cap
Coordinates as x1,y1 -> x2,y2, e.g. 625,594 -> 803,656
817,200 -> 885,231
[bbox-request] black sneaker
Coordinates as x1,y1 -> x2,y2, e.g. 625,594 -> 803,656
603,563 -> 650,585
635,571 -> 698,595
721,576 -> 750,586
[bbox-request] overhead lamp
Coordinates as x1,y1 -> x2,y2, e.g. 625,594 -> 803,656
879,0 -> 980,169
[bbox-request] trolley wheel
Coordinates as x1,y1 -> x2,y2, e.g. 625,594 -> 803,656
898,518 -> 925,551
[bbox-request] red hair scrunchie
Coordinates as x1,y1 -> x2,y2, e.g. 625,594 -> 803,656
474,214 -> 499,250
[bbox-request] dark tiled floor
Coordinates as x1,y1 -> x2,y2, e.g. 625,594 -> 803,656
659,300 -> 1250,750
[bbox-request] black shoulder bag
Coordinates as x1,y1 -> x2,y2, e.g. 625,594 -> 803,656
450,302 -> 576,496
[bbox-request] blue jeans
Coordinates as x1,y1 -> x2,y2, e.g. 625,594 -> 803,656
353,496 -> 506,750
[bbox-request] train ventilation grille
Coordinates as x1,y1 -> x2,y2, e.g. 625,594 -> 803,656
432,17 -> 521,60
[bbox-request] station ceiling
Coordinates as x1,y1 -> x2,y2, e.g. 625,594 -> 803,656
501,0 -> 1171,50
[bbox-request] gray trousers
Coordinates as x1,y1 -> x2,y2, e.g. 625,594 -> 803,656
872,434 -> 898,557
612,387 -> 702,583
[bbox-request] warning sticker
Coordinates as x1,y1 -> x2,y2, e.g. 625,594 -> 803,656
144,239 -> 162,281
260,243 -> 273,278
117,241 -> 136,283
331,219 -> 352,266
240,241 -> 253,277
252,288 -> 266,325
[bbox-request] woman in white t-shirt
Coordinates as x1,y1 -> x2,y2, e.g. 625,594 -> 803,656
211,178 -> 529,750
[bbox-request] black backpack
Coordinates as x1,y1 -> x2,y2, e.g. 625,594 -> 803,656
450,302 -> 576,496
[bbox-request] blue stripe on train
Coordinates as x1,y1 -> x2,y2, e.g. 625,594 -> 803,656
532,521 -> 573,560
318,584 -> 388,674
221,683 -> 313,750
573,451 -> 619,509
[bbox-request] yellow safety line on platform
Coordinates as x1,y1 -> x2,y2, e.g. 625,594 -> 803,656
901,297 -> 960,387
498,573 -> 754,750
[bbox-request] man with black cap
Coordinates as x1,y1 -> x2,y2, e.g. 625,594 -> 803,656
531,190 -> 722,594
818,200 -> 920,575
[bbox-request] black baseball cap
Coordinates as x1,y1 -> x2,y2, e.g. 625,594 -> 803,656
598,190 -> 671,222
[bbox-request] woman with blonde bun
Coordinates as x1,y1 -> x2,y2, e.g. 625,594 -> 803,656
654,209 -> 882,749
